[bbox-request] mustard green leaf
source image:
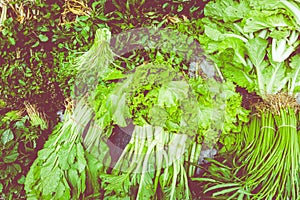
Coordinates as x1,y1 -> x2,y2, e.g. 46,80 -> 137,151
1,129 -> 14,145
38,34 -> 49,42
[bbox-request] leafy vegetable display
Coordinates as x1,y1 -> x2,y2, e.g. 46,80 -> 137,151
196,0 -> 300,199
23,26 -> 248,199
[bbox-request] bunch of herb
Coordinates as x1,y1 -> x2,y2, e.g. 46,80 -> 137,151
71,23 -> 248,199
74,27 -> 116,97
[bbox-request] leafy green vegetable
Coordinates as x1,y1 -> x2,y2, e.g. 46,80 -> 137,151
88,58 -> 247,199
0,109 -> 47,199
74,28 -> 115,98
1,129 -> 14,145
199,0 -> 300,98
197,1 -> 300,199
24,100 -> 108,199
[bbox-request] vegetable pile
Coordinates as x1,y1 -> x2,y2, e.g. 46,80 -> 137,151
18,0 -> 300,199
195,0 -> 300,199
24,24 -> 248,199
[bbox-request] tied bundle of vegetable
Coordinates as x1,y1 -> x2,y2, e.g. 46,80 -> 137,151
236,95 -> 300,199
87,58 -> 248,199
91,62 -> 199,199
24,100 -> 105,199
196,0 -> 300,199
74,27 -> 116,97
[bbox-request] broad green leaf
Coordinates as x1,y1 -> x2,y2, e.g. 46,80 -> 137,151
264,60 -> 289,94
40,152 -> 57,178
246,37 -> 268,67
86,153 -> 102,191
67,168 -> 79,193
223,1 -> 249,22
3,146 -> 19,163
58,146 -> 70,170
104,69 -> 125,81
246,37 -> 269,95
288,54 -> 300,94
14,120 -> 25,129
76,143 -> 87,173
38,34 -> 49,42
249,0 -> 281,10
1,129 -> 14,145
158,81 -> 189,107
42,167 -> 61,195
100,173 -> 131,195
204,25 -> 224,41
243,13 -> 291,33
204,0 -> 246,22
38,148 -> 54,161
269,29 -> 290,40
53,181 -> 66,199
280,0 -> 300,26
17,175 -> 25,184
68,145 -> 76,165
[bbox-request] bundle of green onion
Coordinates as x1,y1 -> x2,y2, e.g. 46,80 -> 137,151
235,94 -> 300,199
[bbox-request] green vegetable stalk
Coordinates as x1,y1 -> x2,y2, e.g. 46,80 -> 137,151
101,125 -> 191,200
236,95 -> 300,199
